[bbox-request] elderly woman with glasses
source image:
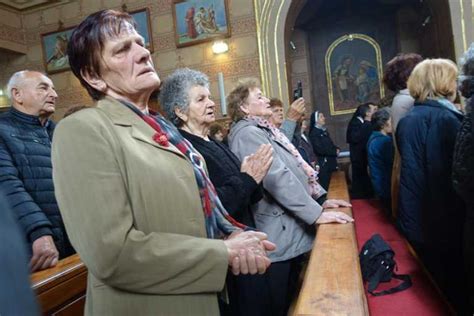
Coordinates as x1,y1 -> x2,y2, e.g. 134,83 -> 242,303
51,10 -> 274,316
226,78 -> 353,316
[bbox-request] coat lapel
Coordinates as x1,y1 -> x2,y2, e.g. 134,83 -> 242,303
97,97 -> 186,159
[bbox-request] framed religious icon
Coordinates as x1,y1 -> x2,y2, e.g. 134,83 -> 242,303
41,26 -> 75,74
129,8 -> 154,53
172,0 -> 231,48
325,34 -> 385,115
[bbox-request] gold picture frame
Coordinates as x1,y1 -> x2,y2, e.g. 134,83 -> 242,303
172,0 -> 231,48
325,34 -> 384,116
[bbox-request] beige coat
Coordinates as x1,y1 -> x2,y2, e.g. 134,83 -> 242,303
52,97 -> 228,316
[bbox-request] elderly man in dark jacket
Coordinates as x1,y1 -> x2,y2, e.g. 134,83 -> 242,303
0,70 -> 74,272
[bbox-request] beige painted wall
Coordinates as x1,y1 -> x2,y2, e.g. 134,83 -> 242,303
0,0 -> 261,120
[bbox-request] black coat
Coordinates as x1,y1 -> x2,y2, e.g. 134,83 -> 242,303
453,101 -> 474,314
396,99 -> 465,249
453,107 -> 474,209
346,116 -> 372,166
308,127 -> 338,190
309,127 -> 338,172
346,116 -> 373,197
0,108 -> 74,258
180,129 -> 263,227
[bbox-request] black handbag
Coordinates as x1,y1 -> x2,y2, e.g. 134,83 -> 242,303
359,234 -> 412,296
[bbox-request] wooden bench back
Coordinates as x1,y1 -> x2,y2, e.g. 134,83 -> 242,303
31,254 -> 87,315
293,171 -> 369,315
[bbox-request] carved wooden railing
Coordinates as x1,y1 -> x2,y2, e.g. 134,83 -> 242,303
31,254 -> 87,315
293,171 -> 369,315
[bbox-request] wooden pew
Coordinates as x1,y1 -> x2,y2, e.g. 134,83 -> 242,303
31,254 -> 87,315
293,171 -> 369,316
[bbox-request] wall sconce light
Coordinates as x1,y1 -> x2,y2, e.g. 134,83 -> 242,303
0,88 -> 4,96
212,41 -> 229,54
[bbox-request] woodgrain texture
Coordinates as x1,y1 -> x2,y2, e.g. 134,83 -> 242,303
293,171 -> 369,316
31,254 -> 87,315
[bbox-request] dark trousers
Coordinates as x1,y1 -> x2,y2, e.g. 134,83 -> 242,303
350,160 -> 373,199
221,254 -> 306,316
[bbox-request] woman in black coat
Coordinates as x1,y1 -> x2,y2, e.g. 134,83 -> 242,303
397,58 -> 467,314
308,111 -> 339,190
160,68 -> 274,316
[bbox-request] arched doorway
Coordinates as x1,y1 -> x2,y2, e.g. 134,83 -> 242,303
254,0 -> 473,149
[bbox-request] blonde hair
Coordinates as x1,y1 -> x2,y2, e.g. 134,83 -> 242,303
227,78 -> 259,122
407,58 -> 458,102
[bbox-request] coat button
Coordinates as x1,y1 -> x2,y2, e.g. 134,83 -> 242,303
272,211 -> 278,215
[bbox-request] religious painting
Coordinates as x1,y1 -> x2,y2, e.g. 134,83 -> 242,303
129,8 -> 154,53
172,0 -> 231,48
325,34 -> 384,115
41,27 -> 75,74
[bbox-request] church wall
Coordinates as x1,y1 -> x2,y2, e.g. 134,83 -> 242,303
288,29 -> 313,115
0,0 -> 261,120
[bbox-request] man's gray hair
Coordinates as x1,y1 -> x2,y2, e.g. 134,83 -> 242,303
6,70 -> 29,99
159,68 -> 210,126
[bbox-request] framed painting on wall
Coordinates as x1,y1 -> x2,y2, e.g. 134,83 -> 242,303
325,33 -> 384,115
41,26 -> 75,74
129,8 -> 154,53
172,0 -> 231,48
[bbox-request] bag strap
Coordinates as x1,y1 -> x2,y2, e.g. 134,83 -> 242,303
368,273 -> 412,296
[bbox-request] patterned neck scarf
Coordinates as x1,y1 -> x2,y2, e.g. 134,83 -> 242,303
246,116 -> 326,199
119,100 -> 246,238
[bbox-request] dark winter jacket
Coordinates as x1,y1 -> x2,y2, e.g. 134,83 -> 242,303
367,131 -> 394,200
180,129 -> 263,227
0,107 -> 74,258
346,116 -> 373,197
346,116 -> 372,166
453,104 -> 474,208
396,99 -> 465,249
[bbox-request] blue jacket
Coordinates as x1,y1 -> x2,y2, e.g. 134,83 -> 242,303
367,131 -> 393,199
396,99 -> 464,249
0,107 -> 73,258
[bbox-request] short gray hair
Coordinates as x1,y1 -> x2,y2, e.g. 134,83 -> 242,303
6,70 -> 29,99
159,68 -> 209,126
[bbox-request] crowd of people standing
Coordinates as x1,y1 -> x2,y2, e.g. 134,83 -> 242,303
0,7 -> 473,316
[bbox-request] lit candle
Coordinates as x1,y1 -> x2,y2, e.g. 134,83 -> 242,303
217,72 -> 227,116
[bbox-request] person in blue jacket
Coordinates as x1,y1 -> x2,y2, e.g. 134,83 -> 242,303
396,58 -> 467,314
367,108 -> 394,215
0,70 -> 74,272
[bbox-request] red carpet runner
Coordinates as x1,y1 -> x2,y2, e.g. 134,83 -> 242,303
351,199 -> 453,316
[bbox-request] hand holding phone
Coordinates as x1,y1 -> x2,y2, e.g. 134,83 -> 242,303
293,81 -> 303,101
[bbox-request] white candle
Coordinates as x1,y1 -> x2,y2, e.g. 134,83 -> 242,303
217,72 -> 227,116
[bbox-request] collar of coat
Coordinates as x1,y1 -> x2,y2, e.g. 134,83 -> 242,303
10,106 -> 53,128
415,98 -> 464,120
96,96 -> 185,158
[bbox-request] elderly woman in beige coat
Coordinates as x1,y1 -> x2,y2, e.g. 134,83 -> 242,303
51,10 -> 274,316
